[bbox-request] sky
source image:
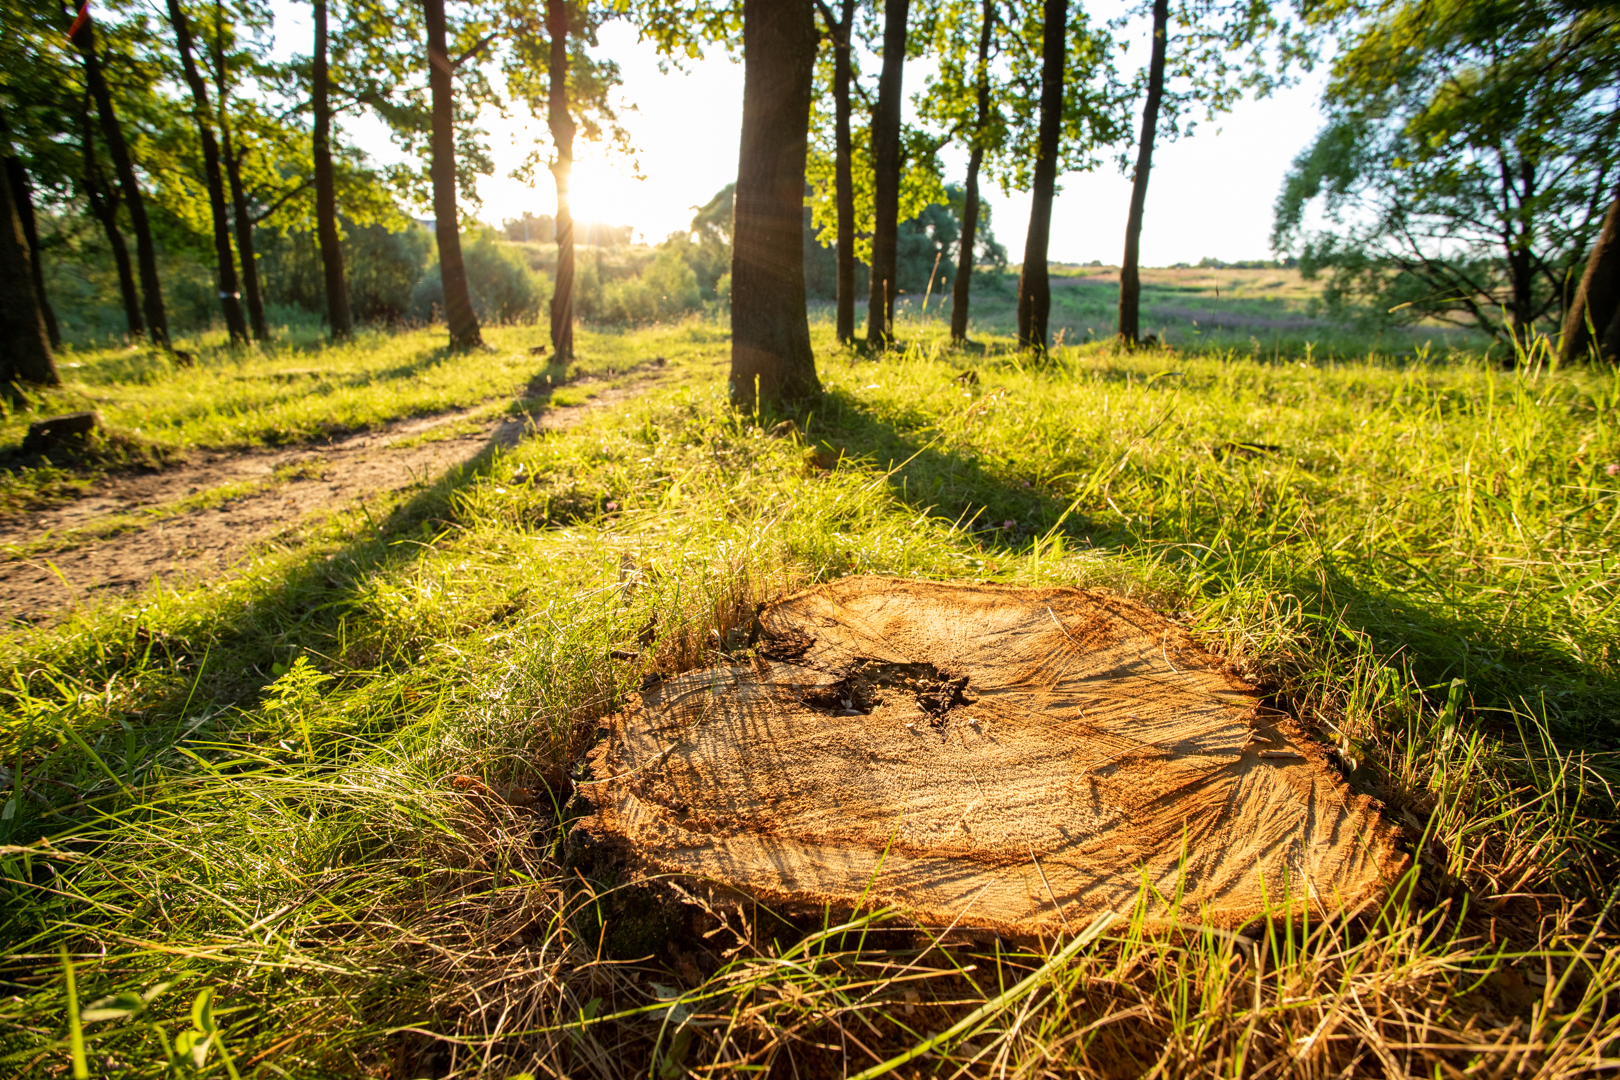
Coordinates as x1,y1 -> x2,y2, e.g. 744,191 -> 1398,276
271,5 -> 1332,267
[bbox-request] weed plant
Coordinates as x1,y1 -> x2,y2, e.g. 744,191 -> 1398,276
0,318 -> 1616,1076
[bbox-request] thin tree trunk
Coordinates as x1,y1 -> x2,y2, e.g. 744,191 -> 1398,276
165,0 -> 250,345
865,0 -> 910,349
312,0 -> 352,339
81,105 -> 143,337
0,168 -> 58,388
1118,0 -> 1166,347
1562,183 -> 1620,365
3,155 -> 61,349
210,24 -> 268,341
547,0 -> 575,361
950,0 -> 995,345
69,6 -> 168,345
424,0 -> 483,350
731,0 -> 820,409
823,0 -> 856,344
1016,0 -> 1065,351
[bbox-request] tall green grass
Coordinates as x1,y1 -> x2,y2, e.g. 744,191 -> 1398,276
1,320 -> 1616,1076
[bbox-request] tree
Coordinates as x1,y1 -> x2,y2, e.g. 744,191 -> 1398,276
1117,0 -> 1165,348
929,0 -> 999,344
423,0 -> 485,350
814,0 -> 858,343
311,0 -> 353,338
545,0 -> 576,360
65,1 -> 169,344
164,0 -> 251,344
3,148 -> 62,350
0,158 -> 58,393
79,97 -> 144,337
207,0 -> 269,340
1015,0 -> 1064,350
1118,0 -> 1308,345
865,0 -> 911,348
1562,183 -> 1620,362
731,0 -> 820,408
916,0 -> 1122,349
1273,0 -> 1620,355
506,0 -> 632,362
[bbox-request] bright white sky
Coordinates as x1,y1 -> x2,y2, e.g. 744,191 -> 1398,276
271,4 -> 1331,266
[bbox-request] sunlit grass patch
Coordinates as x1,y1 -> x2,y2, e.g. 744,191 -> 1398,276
1,323 -> 1616,1076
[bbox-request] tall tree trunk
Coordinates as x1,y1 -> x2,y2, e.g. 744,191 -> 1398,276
731,0 -> 820,409
165,0 -> 250,345
221,139 -> 267,339
864,0 -> 910,349
1562,183 -> 1620,365
0,168 -> 58,389
209,28 -> 268,341
825,0 -> 856,345
69,6 -> 168,345
312,0 -> 352,339
1015,0 -> 1065,351
424,0 -> 483,350
81,105 -> 143,337
547,0 -> 575,361
1118,0 -> 1166,347
3,155 -> 61,349
950,0 -> 995,346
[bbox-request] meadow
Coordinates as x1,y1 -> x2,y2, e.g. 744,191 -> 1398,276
0,300 -> 1617,1076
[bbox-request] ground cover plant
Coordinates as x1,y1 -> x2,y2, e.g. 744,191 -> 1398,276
1,315 -> 1618,1077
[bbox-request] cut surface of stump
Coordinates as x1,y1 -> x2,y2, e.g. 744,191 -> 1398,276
577,577 -> 1404,934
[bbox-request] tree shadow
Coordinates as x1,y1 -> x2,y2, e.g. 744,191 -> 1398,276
810,386 -> 1620,742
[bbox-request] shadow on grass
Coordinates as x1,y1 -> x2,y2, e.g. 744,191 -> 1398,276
811,385 -> 1620,743
0,357 -> 581,845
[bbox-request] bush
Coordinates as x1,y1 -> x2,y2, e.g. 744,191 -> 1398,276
411,230 -> 550,325
257,221 -> 432,325
582,244 -> 702,326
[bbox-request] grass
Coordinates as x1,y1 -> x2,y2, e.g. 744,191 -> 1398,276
1,309 -> 1617,1076
905,264 -> 1498,358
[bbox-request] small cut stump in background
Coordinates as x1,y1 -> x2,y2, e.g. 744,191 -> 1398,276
573,576 -> 1404,935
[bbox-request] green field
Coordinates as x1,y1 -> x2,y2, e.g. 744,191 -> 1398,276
1,308 -> 1617,1076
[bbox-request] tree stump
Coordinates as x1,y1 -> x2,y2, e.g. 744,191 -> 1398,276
573,577 -> 1405,935
22,411 -> 99,455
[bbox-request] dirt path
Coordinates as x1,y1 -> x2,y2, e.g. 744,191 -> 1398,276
1,378 -> 656,624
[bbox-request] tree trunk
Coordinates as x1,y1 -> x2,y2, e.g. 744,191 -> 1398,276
547,0 -> 575,361
209,29 -> 268,341
950,0 -> 995,346
70,7 -> 168,345
827,0 -> 856,345
1562,184 -> 1620,365
312,0 -> 353,339
1015,0 -> 1065,351
1118,0 -> 1166,347
165,0 -> 250,345
864,0 -> 910,349
3,156 -> 61,349
731,0 -> 821,409
424,0 -> 483,350
0,167 -> 58,389
81,105 -> 143,337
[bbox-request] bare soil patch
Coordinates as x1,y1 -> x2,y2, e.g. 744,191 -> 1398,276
0,378 -> 655,622
577,577 -> 1405,935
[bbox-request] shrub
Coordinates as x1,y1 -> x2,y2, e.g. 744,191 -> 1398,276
411,230 -> 550,325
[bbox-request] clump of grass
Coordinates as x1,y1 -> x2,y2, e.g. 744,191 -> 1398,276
1,320 -> 1616,1076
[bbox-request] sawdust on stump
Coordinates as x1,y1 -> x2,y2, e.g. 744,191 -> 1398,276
574,577 -> 1405,935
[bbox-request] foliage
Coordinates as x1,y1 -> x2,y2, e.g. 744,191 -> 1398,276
1273,0 -> 1620,341
411,228 -> 551,324
258,219 -> 434,323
